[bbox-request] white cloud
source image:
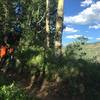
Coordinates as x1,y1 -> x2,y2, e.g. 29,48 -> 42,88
63,27 -> 79,33
89,24 -> 100,29
66,34 -> 82,39
64,1 -> 100,25
96,38 -> 100,40
81,0 -> 93,7
66,35 -> 93,40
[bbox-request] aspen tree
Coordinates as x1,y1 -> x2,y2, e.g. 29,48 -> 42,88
55,0 -> 64,54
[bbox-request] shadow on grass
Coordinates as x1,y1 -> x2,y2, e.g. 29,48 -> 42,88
47,58 -> 100,100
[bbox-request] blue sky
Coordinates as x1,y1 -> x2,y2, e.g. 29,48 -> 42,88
63,0 -> 100,46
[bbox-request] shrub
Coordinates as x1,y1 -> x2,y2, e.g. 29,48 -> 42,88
0,83 -> 34,100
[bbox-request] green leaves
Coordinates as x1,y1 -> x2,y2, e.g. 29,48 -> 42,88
0,83 -> 31,100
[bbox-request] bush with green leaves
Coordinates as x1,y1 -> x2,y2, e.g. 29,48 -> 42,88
0,83 -> 34,100
65,39 -> 87,60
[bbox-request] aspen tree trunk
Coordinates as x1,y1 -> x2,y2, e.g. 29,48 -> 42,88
3,1 -> 9,33
46,0 -> 50,48
55,0 -> 64,55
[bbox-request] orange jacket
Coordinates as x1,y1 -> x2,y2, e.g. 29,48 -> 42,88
0,46 -> 7,58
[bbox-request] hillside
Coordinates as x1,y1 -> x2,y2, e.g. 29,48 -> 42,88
83,42 -> 100,62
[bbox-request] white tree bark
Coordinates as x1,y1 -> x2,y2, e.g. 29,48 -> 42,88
55,0 -> 64,54
46,0 -> 50,48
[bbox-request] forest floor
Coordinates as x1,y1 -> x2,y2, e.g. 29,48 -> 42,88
0,66 -> 97,100
0,68 -> 71,100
